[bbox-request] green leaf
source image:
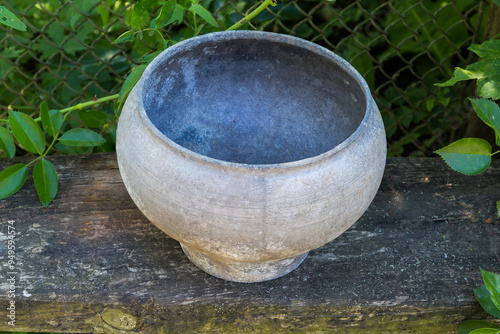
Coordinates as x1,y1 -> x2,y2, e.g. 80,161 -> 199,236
33,159 -> 58,208
426,99 -> 435,112
0,6 -> 27,31
78,109 -> 107,128
46,22 -> 64,44
435,67 -> 478,87
118,65 -> 147,103
472,60 -> 500,100
68,0 -> 100,30
0,163 -> 28,199
193,23 -> 206,37
435,40 -> 500,100
62,24 -> 93,56
131,2 -> 150,30
469,40 -> 500,59
112,30 -> 135,44
138,0 -> 158,11
0,127 -> 16,158
470,329 -> 500,334
497,199 -> 500,218
41,102 -> 64,137
470,98 -> 500,146
475,284 -> 500,318
458,320 -> 500,334
396,107 -> 413,128
32,38 -> 58,61
435,138 -> 492,175
142,51 -> 162,63
188,4 -> 218,28
54,143 -> 91,155
70,12 -> 83,31
40,101 -> 49,118
168,4 -> 185,25
97,3 -> 110,27
8,110 -> 46,155
2,46 -> 23,60
494,0 -> 500,6
71,0 -> 100,15
481,268 -> 500,312
155,0 -> 177,29
58,129 -> 106,147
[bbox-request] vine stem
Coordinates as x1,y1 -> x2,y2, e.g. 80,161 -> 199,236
227,0 -> 275,31
60,94 -> 120,113
33,94 -> 119,123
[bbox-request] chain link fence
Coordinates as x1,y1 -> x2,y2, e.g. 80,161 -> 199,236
0,0 -> 492,156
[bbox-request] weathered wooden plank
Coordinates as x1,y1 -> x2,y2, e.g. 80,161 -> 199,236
0,153 -> 499,333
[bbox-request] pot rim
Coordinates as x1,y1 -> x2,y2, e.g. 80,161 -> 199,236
135,30 -> 374,170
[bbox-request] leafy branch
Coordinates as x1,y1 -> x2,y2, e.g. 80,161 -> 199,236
457,269 -> 500,334
434,39 -> 500,216
0,0 -> 277,207
1,105 -> 108,207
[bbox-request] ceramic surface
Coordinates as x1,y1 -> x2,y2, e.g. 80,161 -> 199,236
116,31 -> 386,282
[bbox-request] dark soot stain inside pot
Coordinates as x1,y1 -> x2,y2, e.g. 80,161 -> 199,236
143,38 -> 366,165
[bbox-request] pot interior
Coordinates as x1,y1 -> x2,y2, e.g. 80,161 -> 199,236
142,36 -> 367,165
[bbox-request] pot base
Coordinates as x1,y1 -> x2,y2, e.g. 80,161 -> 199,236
180,243 -> 308,283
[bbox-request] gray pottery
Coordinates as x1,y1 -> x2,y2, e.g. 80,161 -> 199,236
116,31 -> 386,283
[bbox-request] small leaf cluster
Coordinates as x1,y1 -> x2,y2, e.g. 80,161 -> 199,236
0,6 -> 120,208
0,104 -> 108,207
0,5 -> 121,208
434,39 -> 500,216
457,269 -> 500,334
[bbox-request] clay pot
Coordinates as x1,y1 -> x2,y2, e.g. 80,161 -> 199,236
116,31 -> 386,282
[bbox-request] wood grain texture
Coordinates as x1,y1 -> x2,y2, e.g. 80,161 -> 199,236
0,153 -> 499,333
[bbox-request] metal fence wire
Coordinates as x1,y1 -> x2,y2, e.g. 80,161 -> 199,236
0,0 -> 493,156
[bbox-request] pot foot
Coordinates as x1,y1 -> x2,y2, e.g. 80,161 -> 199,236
180,244 -> 308,283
